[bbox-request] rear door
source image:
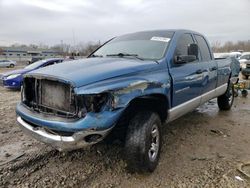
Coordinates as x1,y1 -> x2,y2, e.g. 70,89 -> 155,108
170,33 -> 204,107
193,34 -> 217,95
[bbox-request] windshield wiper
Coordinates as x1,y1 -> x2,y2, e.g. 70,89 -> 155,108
106,53 -> 144,61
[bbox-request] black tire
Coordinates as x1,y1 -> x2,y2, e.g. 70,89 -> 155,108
217,83 -> 234,110
242,74 -> 248,80
9,64 -> 14,68
234,89 -> 239,97
241,90 -> 248,97
124,111 -> 162,173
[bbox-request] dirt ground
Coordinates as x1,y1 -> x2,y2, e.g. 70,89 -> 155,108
0,67 -> 250,188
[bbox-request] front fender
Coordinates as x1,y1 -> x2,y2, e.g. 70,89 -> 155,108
75,69 -> 171,109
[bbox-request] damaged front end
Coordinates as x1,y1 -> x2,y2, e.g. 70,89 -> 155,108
22,77 -> 78,118
21,77 -> 111,119
16,70 -> 168,151
16,76 -> 123,151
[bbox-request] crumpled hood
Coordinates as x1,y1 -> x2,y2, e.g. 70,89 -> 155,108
27,57 -> 159,87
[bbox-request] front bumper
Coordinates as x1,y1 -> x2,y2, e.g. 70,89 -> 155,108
17,116 -> 113,151
1,77 -> 22,89
16,103 -> 124,151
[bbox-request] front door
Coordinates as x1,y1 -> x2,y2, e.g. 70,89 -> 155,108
169,33 -> 204,107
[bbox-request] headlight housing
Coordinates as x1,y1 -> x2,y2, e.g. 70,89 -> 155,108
242,63 -> 247,69
76,93 -> 110,118
6,74 -> 21,79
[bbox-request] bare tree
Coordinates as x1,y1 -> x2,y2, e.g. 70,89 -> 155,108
38,42 -> 49,49
212,40 -> 250,52
81,41 -> 101,56
0,48 -> 3,55
29,44 -> 39,49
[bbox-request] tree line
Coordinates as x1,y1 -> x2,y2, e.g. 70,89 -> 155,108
1,40 -> 250,56
211,40 -> 250,53
0,41 -> 101,57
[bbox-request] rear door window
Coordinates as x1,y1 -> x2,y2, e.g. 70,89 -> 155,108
56,60 -> 63,63
194,35 -> 212,61
44,61 -> 56,67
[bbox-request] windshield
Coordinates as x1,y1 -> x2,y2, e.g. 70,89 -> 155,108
92,31 -> 174,60
25,59 -> 47,69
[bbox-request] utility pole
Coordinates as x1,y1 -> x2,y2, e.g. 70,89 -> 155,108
72,29 -> 76,59
60,40 -> 64,57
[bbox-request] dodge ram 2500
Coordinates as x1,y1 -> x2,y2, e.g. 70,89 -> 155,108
16,29 -> 234,172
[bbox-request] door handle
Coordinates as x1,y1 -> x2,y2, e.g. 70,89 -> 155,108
196,69 -> 203,74
210,66 -> 217,71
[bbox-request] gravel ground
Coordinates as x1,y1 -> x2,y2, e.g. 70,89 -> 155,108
0,67 -> 250,188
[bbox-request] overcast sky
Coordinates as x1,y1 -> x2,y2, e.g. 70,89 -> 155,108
0,0 -> 250,46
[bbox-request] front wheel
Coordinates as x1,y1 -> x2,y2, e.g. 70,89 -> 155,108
217,83 -> 234,110
124,111 -> 162,173
9,64 -> 15,68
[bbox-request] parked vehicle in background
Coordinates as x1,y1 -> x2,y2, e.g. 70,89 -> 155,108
0,60 -> 16,68
0,58 -> 64,89
16,30 -> 234,172
241,60 -> 250,79
239,53 -> 250,68
218,52 -> 241,59
28,57 -> 43,64
229,51 -> 242,59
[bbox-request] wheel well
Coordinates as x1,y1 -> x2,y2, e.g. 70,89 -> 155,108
127,94 -> 169,122
107,94 -> 169,142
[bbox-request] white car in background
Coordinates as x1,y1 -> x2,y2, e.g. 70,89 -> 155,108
239,53 -> 250,68
215,52 -> 242,59
0,60 -> 16,68
229,51 -> 242,59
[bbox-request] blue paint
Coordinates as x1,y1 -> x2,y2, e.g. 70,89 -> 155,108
29,57 -> 162,88
16,103 -> 124,132
16,29 -> 232,134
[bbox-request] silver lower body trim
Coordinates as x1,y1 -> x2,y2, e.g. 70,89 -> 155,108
168,84 -> 228,122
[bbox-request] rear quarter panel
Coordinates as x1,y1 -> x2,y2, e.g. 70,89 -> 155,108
216,58 -> 231,86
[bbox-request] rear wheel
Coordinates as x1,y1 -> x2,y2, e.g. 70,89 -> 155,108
124,111 -> 162,173
234,89 -> 239,97
242,74 -> 249,80
217,83 -> 234,110
242,90 -> 248,97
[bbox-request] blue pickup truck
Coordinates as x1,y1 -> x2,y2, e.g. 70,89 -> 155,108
16,29 -> 234,172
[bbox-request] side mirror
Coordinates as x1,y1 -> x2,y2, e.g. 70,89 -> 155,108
174,43 -> 199,64
175,55 -> 197,64
188,43 -> 198,58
